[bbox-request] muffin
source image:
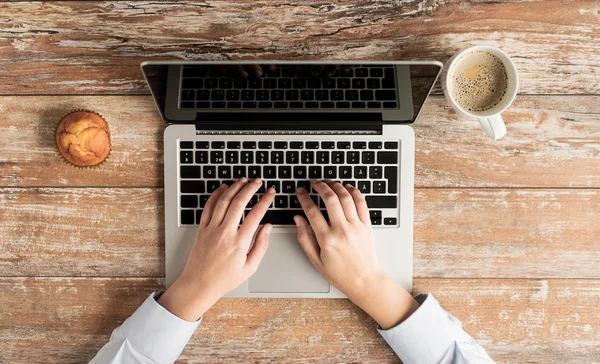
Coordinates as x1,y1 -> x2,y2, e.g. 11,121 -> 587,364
55,111 -> 111,167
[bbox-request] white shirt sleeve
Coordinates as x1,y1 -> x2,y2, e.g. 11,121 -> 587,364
89,292 -> 201,364
378,294 -> 495,364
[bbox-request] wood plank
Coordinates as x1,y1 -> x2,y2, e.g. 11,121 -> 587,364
0,1 -> 599,95
1,95 -> 599,188
0,277 -> 598,363
2,188 -> 598,278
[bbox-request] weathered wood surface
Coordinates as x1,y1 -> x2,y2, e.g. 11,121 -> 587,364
1,278 -> 598,364
1,95 -> 599,188
2,187 -> 598,279
1,1 -> 599,95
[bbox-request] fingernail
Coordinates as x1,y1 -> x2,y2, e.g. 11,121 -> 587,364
220,183 -> 228,189
240,177 -> 248,183
255,70 -> 263,77
254,178 -> 262,184
297,187 -> 305,193
265,224 -> 273,235
345,183 -> 353,188
293,216 -> 300,226
267,187 -> 276,194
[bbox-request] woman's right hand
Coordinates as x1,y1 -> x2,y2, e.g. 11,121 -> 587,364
294,181 -> 419,329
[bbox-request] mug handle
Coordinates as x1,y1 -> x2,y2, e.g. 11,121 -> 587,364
478,114 -> 507,140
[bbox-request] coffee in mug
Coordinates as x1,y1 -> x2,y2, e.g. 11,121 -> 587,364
442,46 -> 519,140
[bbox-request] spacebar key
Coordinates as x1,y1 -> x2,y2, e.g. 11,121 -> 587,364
258,210 -> 305,225
365,196 -> 397,208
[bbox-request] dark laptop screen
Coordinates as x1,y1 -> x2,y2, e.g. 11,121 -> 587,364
142,62 -> 441,126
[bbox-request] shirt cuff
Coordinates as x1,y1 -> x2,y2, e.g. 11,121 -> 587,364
114,292 -> 201,363
377,294 -> 463,364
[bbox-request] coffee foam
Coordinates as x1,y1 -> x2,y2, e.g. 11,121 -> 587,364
451,51 -> 508,113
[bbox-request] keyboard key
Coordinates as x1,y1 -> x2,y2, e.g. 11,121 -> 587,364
211,141 -> 225,149
246,196 -> 259,208
180,141 -> 193,149
259,210 -> 310,225
293,78 -> 307,88
211,90 -> 225,100
324,166 -> 336,179
305,102 -> 319,108
256,151 -> 269,164
301,151 -> 314,164
228,102 -> 242,108
330,90 -> 344,100
352,101 -> 366,108
181,210 -> 195,225
271,151 -> 284,164
243,141 -> 256,149
241,90 -> 254,100
290,196 -> 301,209
286,90 -> 299,101
367,101 -> 382,108
343,180 -> 356,188
293,166 -> 307,178
275,102 -> 288,108
263,166 -> 276,179
181,90 -> 195,100
355,68 -> 368,77
369,166 -> 382,179
212,101 -> 226,108
301,90 -> 314,100
282,180 -> 295,193
297,180 -> 310,192
210,151 -> 224,163
352,78 -> 366,88
377,151 -> 398,164
181,181 -> 205,193
337,102 -> 350,108
207,180 -> 220,192
258,102 -> 273,108
263,78 -> 277,88
199,195 -> 210,208
196,210 -> 203,225
371,217 -> 382,226
323,78 -> 336,88
218,166 -> 231,178
354,166 -> 367,178
384,217 -> 397,225
383,102 -> 397,108
337,78 -> 351,88
367,78 -> 380,88
233,166 -> 246,178
360,90 -> 374,100
290,102 -> 304,108
375,90 -> 396,100
332,151 -> 345,164
309,166 -> 322,179
370,68 -> 383,77
290,142 -> 303,150
242,102 -> 257,108
373,181 -> 386,194
339,166 -> 352,179
183,67 -> 207,77
226,141 -> 241,149
321,102 -> 335,108
249,78 -> 262,88
279,78 -> 292,88
203,166 -> 216,179
275,195 -> 288,208
286,151 -> 299,164
257,181 -> 266,193
369,141 -> 382,149
181,102 -> 195,108
362,151 -> 375,164
385,166 -> 398,194
278,166 -> 292,179
347,151 -> 360,164
205,78 -> 218,88
337,142 -> 351,149
366,196 -> 397,208
223,180 -> 235,186
316,151 -> 329,164
358,181 -> 371,194
369,210 -> 382,218
306,141 -> 319,149
256,90 -> 269,101
266,180 -> 280,192
225,151 -> 238,164
181,195 -> 198,208
258,141 -> 272,149
345,90 -> 359,100
308,78 -> 321,88
274,142 -> 288,149
248,166 -> 261,178
321,142 -> 335,149
385,141 -> 398,149
316,90 -> 329,100
353,142 -> 367,149
180,151 -> 193,164
181,166 -> 200,179
241,151 -> 254,164
271,90 -> 284,100
234,78 -> 248,88
196,141 -> 209,149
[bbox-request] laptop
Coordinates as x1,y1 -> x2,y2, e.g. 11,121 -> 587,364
141,61 -> 442,297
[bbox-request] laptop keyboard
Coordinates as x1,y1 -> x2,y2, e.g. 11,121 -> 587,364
179,139 -> 399,226
179,65 -> 398,110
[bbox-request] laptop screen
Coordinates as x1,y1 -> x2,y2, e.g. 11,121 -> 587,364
142,62 -> 441,126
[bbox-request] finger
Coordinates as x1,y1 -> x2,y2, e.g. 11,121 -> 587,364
327,181 -> 359,222
244,223 -> 272,276
311,181 -> 346,225
231,65 -> 249,78
245,65 -> 264,77
294,216 -> 322,270
221,178 -> 264,228
199,183 -> 228,227
342,65 -> 353,75
296,187 -> 329,233
346,183 -> 371,225
209,178 -> 249,226
323,65 -> 339,77
239,186 -> 276,239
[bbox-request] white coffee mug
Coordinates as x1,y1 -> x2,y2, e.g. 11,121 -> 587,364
441,45 -> 519,140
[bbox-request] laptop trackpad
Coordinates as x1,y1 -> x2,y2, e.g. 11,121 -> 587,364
249,231 -> 330,293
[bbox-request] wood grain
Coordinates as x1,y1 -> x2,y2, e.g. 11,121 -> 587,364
2,187 -> 598,278
1,95 -> 599,188
0,1 -> 599,95
1,277 -> 598,363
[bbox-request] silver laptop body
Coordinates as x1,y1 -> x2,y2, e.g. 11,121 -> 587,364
142,61 -> 442,298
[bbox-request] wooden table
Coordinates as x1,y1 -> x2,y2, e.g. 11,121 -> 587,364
1,1 -> 599,363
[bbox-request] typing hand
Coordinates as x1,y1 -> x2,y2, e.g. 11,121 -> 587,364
159,178 -> 275,321
294,181 -> 419,329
